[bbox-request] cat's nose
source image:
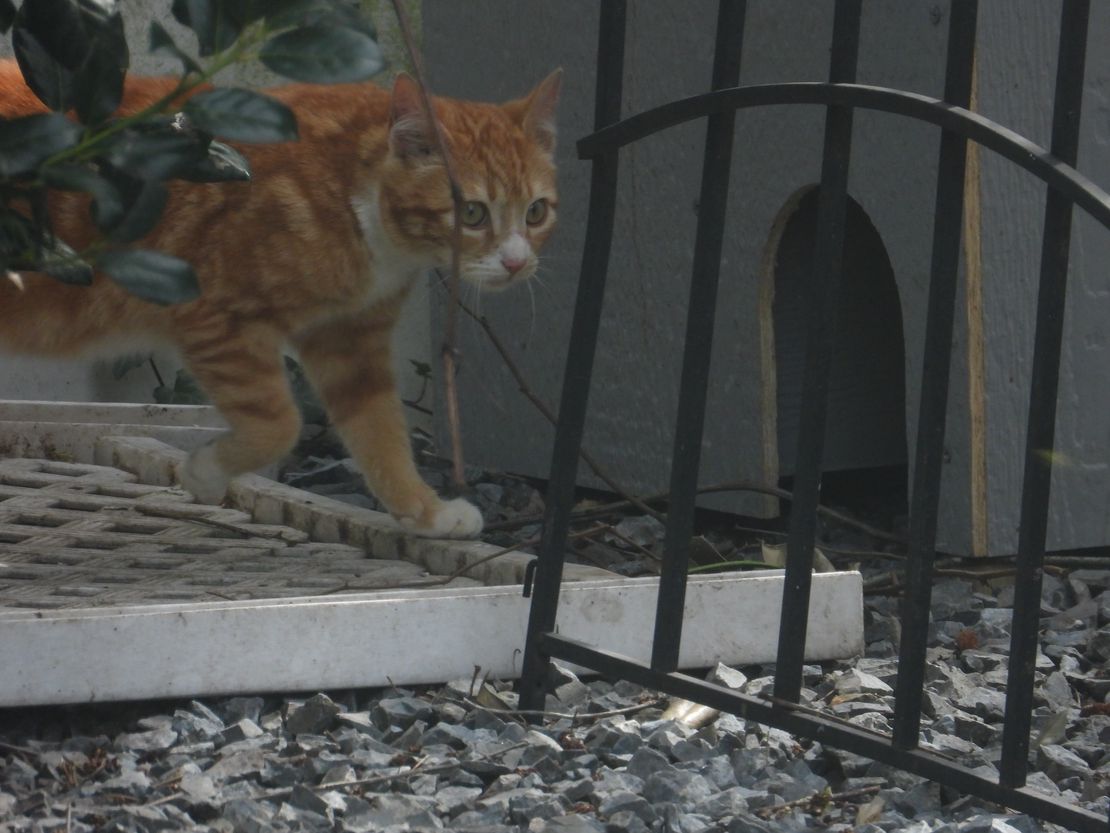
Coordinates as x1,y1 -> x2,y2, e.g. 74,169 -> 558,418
501,256 -> 527,275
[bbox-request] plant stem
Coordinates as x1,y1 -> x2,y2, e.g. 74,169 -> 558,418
42,23 -> 268,171
389,0 -> 468,489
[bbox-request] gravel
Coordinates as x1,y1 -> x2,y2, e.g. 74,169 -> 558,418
2,564 -> 1107,832
1,444 -> 1107,832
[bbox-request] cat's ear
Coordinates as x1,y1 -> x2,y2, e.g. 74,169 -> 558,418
389,72 -> 439,162
517,68 -> 562,155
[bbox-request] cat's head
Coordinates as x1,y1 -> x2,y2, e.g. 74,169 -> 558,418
379,70 -> 561,289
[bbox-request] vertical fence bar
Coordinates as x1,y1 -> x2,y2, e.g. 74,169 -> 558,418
772,0 -> 861,703
891,0 -> 978,750
650,0 -> 747,672
1000,0 -> 1090,788
518,0 -> 627,714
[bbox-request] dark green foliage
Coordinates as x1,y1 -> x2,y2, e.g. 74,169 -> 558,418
0,0 -> 382,305
184,88 -> 298,143
179,140 -> 251,183
154,367 -> 209,405
95,249 -> 199,305
149,358 -> 325,421
260,24 -> 383,83
147,21 -> 200,73
12,0 -> 128,117
0,0 -> 16,33
0,113 -> 81,177
284,356 -> 328,425
100,175 -> 168,243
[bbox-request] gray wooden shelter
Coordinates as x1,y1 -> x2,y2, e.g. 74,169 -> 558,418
424,0 -> 1110,557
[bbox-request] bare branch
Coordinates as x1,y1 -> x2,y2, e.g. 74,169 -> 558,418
390,0 -> 467,487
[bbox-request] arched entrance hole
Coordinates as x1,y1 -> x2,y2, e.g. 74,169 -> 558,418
768,187 -> 908,520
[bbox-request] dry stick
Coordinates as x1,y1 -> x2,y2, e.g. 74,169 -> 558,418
129,503 -> 301,542
390,0 -> 467,488
755,784 -> 883,820
487,479 -> 904,546
456,299 -> 665,523
462,696 -> 668,723
458,295 -> 901,546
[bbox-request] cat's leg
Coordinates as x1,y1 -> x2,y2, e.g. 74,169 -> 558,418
177,323 -> 302,504
294,305 -> 482,539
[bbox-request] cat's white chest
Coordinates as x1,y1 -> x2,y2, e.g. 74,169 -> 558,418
350,189 -> 428,305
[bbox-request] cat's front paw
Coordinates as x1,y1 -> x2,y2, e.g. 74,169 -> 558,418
179,444 -> 229,505
400,497 -> 484,539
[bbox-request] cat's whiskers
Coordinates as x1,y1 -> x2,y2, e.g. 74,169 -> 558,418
529,268 -> 557,302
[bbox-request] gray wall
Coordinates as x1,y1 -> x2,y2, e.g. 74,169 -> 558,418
425,0 -> 1110,556
975,2 -> 1110,553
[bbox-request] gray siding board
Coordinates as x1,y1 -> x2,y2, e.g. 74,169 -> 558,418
425,1 -> 1108,555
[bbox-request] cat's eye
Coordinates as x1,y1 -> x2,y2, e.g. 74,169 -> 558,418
525,199 -> 548,226
460,201 -> 488,228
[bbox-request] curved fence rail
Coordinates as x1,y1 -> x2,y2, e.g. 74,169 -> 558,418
575,81 -> 1110,230
518,1 -> 1109,831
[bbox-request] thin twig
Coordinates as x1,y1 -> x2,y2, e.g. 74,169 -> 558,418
456,298 -> 665,523
390,0 -> 467,488
130,503 -> 302,542
755,784 -> 883,819
598,523 -> 662,563
487,479 -> 903,545
0,740 -> 39,757
462,696 -> 667,723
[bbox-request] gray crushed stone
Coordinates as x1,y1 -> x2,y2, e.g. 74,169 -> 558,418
1,444 -> 1107,831
1,565 -> 1107,832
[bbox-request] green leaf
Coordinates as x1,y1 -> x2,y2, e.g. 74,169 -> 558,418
71,4 -> 129,125
184,88 -> 298,143
148,20 -> 201,73
41,163 -> 125,229
38,234 -> 93,284
179,139 -> 251,182
0,113 -> 82,178
96,249 -> 199,305
0,207 -> 38,263
170,0 -> 243,57
0,207 -> 93,284
0,0 -> 17,34
12,0 -> 126,112
260,25 -> 383,84
72,41 -> 127,125
153,368 -> 209,404
104,128 -> 209,181
262,0 -> 376,38
102,173 -> 168,242
284,356 -> 327,425
11,28 -> 75,111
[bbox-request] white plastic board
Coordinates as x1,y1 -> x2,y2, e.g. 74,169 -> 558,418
0,570 -> 863,706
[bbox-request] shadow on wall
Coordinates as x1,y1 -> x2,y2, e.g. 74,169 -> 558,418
764,186 -> 908,516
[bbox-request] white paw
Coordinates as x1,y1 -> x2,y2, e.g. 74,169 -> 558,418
401,497 -> 484,539
179,444 -> 229,505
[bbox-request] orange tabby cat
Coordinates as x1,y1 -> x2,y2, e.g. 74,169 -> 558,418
0,60 -> 561,538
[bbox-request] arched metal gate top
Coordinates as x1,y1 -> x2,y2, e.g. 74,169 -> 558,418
518,2 -> 1109,831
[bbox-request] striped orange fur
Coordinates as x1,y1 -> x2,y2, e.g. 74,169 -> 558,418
0,61 -> 561,538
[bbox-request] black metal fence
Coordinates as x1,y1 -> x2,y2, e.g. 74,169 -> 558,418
518,2 -> 1110,831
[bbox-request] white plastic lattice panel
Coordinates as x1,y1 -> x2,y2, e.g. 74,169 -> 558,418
0,457 -> 471,610
0,416 -> 865,706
